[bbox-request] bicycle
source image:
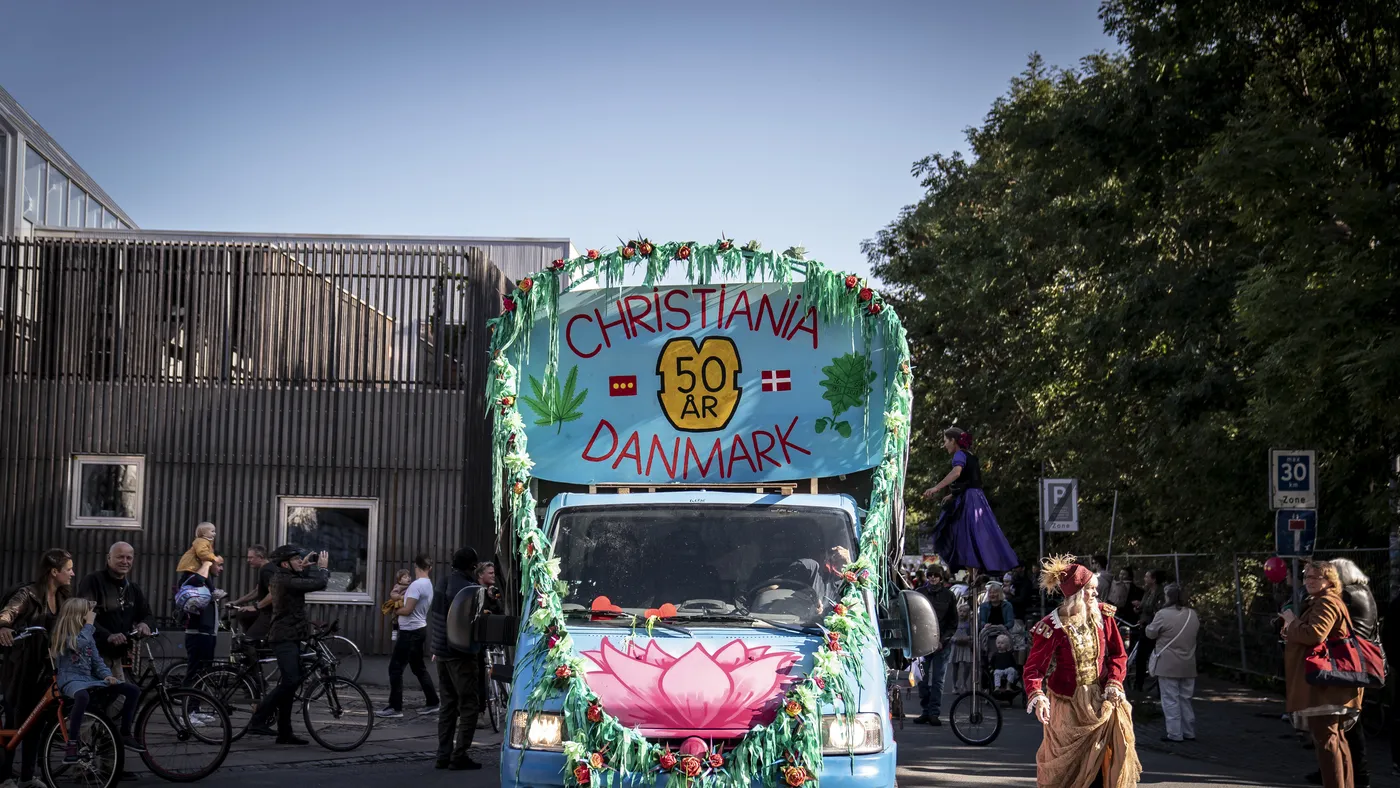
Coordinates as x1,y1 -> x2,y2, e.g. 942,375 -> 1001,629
482,646 -> 513,734
123,628 -> 233,782
948,580 -> 1003,746
195,621 -> 373,751
1,627 -> 124,788
219,609 -> 363,686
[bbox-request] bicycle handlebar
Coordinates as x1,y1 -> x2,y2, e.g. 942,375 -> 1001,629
11,626 -> 49,642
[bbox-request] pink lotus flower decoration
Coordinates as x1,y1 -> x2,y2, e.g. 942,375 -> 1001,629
581,638 -> 800,734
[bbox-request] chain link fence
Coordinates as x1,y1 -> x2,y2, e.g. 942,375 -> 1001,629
1111,549 -> 1390,681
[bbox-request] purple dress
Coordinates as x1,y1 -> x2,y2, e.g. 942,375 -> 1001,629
932,450 -> 1018,572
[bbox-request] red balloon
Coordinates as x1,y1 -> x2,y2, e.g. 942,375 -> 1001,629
1263,556 -> 1289,583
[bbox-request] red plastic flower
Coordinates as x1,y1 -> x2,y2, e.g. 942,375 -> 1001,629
555,664 -> 572,680
677,245 -> 691,260
586,249 -> 599,260
718,239 -> 732,251
551,258 -> 566,270
638,241 -> 654,256
868,301 -> 884,315
500,395 -> 515,407
857,287 -> 873,302
858,569 -> 871,581
502,296 -> 516,312
707,752 -> 724,769
589,752 -> 605,770
518,277 -> 534,293
783,765 -> 810,787
547,635 -> 559,649
573,764 -> 591,785
784,699 -> 802,718
844,275 -> 858,289
827,633 -> 842,653
586,703 -> 603,723
833,604 -> 847,616
679,757 -> 702,778
813,676 -> 826,690
512,481 -> 525,495
842,571 -> 858,583
621,245 -> 636,260
658,750 -> 677,771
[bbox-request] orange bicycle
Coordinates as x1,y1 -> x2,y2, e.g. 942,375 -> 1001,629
0,627 -> 122,788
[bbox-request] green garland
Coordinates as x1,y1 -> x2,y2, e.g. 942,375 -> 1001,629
485,239 -> 913,788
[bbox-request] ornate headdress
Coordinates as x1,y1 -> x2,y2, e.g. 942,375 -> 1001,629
1040,553 -> 1093,599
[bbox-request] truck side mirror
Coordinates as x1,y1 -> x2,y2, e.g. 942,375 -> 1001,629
879,590 -> 941,660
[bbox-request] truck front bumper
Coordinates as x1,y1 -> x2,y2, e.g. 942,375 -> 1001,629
500,744 -> 898,788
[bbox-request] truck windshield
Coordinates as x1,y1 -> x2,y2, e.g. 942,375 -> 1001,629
552,504 -> 856,628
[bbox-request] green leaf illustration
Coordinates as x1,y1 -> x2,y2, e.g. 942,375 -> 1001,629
818,353 -> 877,420
520,365 -> 589,433
833,420 -> 852,438
815,417 -> 829,434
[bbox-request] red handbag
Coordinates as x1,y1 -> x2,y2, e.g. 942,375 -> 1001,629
1303,603 -> 1388,690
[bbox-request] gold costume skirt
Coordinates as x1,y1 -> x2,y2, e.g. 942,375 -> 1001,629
1036,684 -> 1142,788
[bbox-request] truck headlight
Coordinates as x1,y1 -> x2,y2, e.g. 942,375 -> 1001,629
509,711 -> 564,751
821,713 -> 883,754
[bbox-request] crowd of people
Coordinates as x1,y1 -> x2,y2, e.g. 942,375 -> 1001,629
0,522 -> 506,785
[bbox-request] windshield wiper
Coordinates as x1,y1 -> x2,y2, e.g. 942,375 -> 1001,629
682,612 -> 821,635
560,610 -> 691,636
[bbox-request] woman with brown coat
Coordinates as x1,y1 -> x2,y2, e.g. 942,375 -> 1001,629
1281,561 -> 1363,788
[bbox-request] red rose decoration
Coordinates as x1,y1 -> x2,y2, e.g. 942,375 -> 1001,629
586,703 -> 603,723
784,699 -> 802,718
718,240 -> 732,251
679,757 -> 702,778
707,753 -> 724,769
551,258 -> 566,270
833,604 -> 847,616
586,249 -> 599,260
868,302 -> 884,315
844,274 -> 858,289
859,569 -> 871,580
621,245 -> 635,260
677,245 -> 691,260
857,287 -> 873,302
842,571 -> 858,583
783,765 -> 809,787
589,753 -> 605,770
658,751 -> 677,771
502,296 -> 517,312
519,277 -> 534,293
512,482 -> 525,495
639,241 -> 654,256
813,676 -> 826,690
501,395 -> 515,407
526,543 -> 536,557
555,664 -> 572,680
827,633 -> 842,653
573,764 -> 591,785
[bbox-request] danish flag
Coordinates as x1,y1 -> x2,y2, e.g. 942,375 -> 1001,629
761,369 -> 791,392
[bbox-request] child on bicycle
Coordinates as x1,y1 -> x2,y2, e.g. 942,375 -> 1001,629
51,598 -> 145,761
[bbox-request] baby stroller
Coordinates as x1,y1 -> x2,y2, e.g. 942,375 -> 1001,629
978,623 -> 1024,707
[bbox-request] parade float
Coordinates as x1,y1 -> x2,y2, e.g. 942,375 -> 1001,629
467,239 -> 938,788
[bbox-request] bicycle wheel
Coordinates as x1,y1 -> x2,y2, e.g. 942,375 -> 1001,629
484,680 -> 500,734
160,660 -> 188,690
193,666 -> 261,741
302,676 -> 374,752
324,636 -> 363,682
948,690 -> 1002,746
42,711 -> 122,788
136,688 -> 232,781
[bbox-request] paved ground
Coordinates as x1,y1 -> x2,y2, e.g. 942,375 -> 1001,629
136,663 -> 1392,788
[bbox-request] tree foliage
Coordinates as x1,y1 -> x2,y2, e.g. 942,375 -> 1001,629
868,1 -> 1399,557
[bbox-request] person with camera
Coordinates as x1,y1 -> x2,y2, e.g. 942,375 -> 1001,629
245,545 -> 328,744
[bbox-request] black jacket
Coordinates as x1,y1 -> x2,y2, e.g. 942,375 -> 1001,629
1340,582 -> 1378,641
78,570 -> 153,659
266,566 -> 328,643
919,583 -> 959,647
431,569 -> 479,659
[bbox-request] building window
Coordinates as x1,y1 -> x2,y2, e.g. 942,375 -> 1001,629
68,186 -> 86,228
69,455 -> 145,529
86,197 -> 102,228
278,497 -> 378,603
46,170 -> 68,227
23,146 -> 45,223
102,208 -> 117,229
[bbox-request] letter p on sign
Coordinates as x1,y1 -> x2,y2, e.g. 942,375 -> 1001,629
1041,478 -> 1079,533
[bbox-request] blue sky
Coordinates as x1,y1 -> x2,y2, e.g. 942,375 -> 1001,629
2,1 -> 1114,279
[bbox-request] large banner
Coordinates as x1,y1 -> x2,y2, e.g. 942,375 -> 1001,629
517,283 -> 890,484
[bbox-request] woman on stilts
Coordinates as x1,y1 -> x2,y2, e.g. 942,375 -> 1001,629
1024,555 -> 1142,788
923,427 -> 1018,579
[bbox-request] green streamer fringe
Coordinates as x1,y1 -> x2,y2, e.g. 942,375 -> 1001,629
485,241 -> 912,788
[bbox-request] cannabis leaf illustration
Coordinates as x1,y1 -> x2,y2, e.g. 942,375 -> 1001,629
815,353 -> 876,439
521,365 -> 588,433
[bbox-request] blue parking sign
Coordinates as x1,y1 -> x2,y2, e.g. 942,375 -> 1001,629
1275,510 -> 1317,557
1270,449 -> 1316,509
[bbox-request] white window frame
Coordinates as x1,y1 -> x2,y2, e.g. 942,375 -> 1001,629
276,496 -> 378,604
68,454 -> 145,529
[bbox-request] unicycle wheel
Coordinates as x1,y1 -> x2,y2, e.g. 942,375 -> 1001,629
948,690 -> 1003,746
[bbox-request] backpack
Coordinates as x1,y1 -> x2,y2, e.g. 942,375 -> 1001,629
174,578 -> 212,615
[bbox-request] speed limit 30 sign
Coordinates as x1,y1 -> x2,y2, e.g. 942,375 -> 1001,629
1270,449 -> 1316,510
